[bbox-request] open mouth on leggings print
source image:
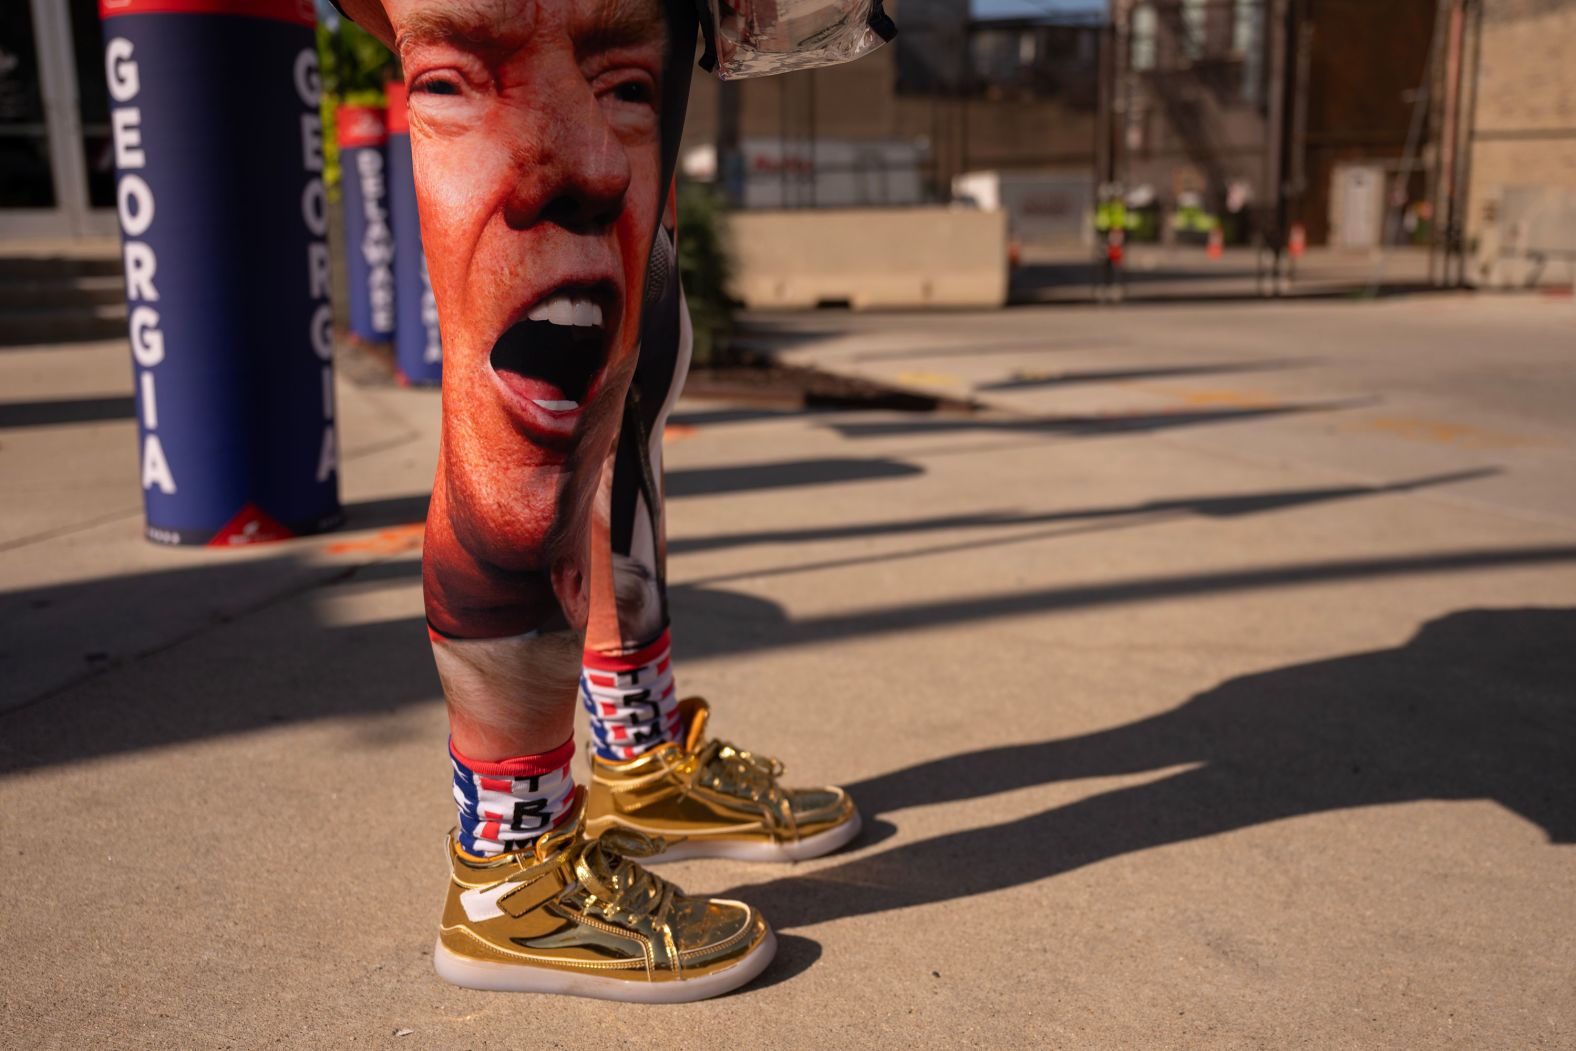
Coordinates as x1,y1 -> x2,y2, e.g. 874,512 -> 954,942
489,277 -> 620,450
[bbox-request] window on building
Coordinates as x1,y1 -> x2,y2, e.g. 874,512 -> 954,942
1234,0 -> 1263,105
1131,4 -> 1156,71
960,22 -> 1100,105
1232,0 -> 1257,53
1181,0 -> 1207,61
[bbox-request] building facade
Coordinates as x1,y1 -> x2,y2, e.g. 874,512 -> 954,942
1466,0 -> 1576,286
680,0 -> 1101,211
1106,0 -> 1436,247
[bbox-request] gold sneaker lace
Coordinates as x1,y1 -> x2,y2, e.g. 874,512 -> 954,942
567,826 -> 677,927
694,739 -> 797,837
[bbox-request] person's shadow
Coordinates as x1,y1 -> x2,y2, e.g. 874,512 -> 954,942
722,608 -> 1576,928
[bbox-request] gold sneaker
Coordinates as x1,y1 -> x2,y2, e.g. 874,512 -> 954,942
586,697 -> 862,862
434,788 -> 775,1002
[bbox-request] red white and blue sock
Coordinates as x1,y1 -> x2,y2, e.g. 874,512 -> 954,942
581,630 -> 683,761
450,736 -> 575,856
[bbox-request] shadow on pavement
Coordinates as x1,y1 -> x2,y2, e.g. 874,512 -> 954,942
974,358 -> 1316,393
720,608 -> 1576,930
337,455 -> 929,529
1064,282 -> 1442,307
679,472 -> 1502,590
0,598 -> 438,772
664,458 -> 924,498
0,395 -> 136,429
344,469 -> 1492,563
670,470 -> 1495,557
731,933 -> 823,995
1010,259 -> 1258,295
824,401 -> 1362,442
728,321 -> 848,353
668,407 -> 800,428
1007,258 -> 1441,307
842,337 -> 1125,365
667,545 -> 1576,660
6,479 -> 1572,771
342,493 -> 432,530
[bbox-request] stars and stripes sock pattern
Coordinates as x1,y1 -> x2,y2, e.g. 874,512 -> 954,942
581,630 -> 683,761
450,736 -> 576,856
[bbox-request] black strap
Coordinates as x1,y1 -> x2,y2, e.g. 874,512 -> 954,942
868,0 -> 897,42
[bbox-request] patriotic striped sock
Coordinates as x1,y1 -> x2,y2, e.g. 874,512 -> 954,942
581,630 -> 683,761
449,736 -> 575,856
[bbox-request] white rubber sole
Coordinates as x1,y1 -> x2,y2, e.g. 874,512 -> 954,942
643,810 -> 862,864
433,925 -> 777,1003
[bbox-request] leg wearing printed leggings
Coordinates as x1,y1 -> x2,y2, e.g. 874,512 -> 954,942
580,195 -> 691,758
350,0 -> 693,849
340,0 -> 842,999
575,205 -> 862,863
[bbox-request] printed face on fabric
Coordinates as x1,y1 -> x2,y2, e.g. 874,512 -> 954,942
384,0 -> 674,639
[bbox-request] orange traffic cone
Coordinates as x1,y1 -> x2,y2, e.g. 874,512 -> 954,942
1206,226 -> 1224,260
1289,222 -> 1306,258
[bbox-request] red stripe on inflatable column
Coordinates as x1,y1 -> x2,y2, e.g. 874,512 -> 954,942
386,81 -> 410,136
337,106 -> 388,149
101,0 -> 317,26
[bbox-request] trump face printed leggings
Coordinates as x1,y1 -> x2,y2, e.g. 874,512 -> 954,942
390,0 -> 700,757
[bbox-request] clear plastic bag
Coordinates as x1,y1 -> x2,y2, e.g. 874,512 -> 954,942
698,0 -> 897,79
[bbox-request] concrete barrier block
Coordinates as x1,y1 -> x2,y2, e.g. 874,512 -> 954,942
727,207 -> 1009,309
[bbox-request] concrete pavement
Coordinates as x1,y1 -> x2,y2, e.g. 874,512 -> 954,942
2,292 -> 1574,1048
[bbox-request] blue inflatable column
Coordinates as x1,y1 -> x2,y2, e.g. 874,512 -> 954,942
100,0 -> 341,546
385,83 -> 441,385
337,103 -> 394,344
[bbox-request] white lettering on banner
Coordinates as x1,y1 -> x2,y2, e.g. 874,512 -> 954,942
123,240 -> 158,302
107,38 -> 174,495
310,303 -> 333,360
293,48 -> 320,107
308,241 -> 330,299
117,173 -> 154,238
301,178 -> 327,236
297,47 -> 337,485
300,113 -> 323,172
129,305 -> 164,367
355,149 -> 395,333
315,422 -> 338,483
420,254 -> 442,364
140,370 -> 159,430
112,107 -> 144,168
106,38 -> 138,102
142,434 -> 176,494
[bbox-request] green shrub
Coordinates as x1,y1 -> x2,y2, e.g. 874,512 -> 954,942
315,21 -> 396,202
676,183 -> 736,367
